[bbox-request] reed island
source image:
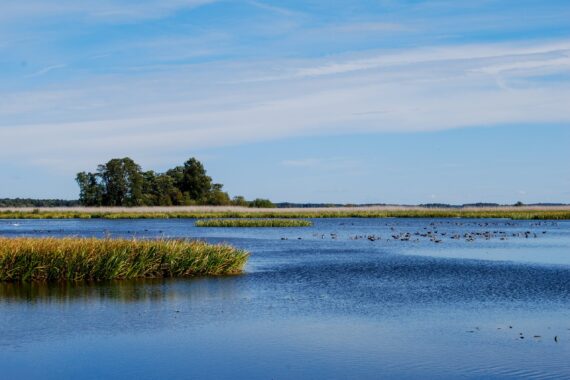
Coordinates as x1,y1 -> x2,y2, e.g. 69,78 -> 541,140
0,237 -> 249,282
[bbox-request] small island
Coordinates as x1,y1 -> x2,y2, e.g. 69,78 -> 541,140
0,237 -> 249,282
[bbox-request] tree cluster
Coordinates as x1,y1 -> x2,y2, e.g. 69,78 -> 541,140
76,157 -> 274,208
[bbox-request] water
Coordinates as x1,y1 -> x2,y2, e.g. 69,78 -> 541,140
1,218 -> 570,379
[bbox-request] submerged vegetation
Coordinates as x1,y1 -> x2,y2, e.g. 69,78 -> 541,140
0,238 -> 249,282
195,219 -> 313,227
1,208 -> 570,220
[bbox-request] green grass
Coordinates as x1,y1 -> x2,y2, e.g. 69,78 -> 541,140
1,208 -> 570,220
0,237 -> 249,282
195,218 -> 313,227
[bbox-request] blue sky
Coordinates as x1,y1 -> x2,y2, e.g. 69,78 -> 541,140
1,0 -> 569,203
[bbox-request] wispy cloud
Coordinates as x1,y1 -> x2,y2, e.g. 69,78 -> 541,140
283,41 -> 570,80
1,38 -> 570,174
0,0 -> 217,23
281,157 -> 361,170
25,64 -> 67,78
329,22 -> 412,33
246,1 -> 300,17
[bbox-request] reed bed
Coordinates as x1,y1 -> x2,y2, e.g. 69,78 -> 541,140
0,237 -> 249,282
1,207 -> 570,220
195,219 -> 313,227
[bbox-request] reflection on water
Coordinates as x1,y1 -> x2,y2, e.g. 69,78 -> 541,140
1,218 -> 570,379
0,277 -> 244,304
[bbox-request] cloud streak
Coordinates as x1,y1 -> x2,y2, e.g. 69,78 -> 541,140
1,39 -> 570,174
25,64 -> 68,78
278,41 -> 570,80
0,0 -> 217,23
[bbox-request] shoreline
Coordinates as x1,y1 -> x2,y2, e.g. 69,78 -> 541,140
1,205 -> 570,220
2,205 -> 570,213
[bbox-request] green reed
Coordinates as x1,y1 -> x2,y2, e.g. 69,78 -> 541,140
0,237 -> 249,282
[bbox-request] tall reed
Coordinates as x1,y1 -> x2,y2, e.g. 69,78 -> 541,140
0,237 -> 249,282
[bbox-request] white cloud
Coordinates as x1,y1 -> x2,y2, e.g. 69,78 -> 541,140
280,40 -> 570,80
1,39 -> 570,173
473,56 -> 570,75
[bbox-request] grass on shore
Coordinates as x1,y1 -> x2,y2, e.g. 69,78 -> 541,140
1,209 -> 570,220
0,237 -> 249,282
195,218 -> 313,227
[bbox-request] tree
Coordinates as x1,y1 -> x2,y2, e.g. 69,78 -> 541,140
97,158 -> 144,206
165,166 -> 184,189
76,156 -> 243,207
76,172 -> 103,206
231,195 -> 249,207
249,198 -> 276,208
180,158 -> 212,202
156,174 -> 180,206
207,183 -> 231,205
141,170 -> 159,206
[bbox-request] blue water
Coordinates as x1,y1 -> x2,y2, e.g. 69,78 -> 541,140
1,218 -> 570,379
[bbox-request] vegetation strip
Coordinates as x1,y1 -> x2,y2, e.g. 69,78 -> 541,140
0,238 -> 249,282
1,209 -> 570,220
195,219 -> 313,227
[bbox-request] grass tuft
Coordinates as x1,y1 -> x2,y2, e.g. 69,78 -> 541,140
195,218 -> 313,227
0,237 -> 248,282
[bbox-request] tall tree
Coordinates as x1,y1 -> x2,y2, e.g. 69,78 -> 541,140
97,158 -> 144,206
75,172 -> 103,206
180,158 -> 213,202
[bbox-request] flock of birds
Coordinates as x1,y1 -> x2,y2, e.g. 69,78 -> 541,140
5,220 -> 558,245
283,221 -> 557,244
467,324 -> 566,344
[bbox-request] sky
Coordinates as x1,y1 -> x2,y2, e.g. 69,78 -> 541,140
1,0 -> 569,204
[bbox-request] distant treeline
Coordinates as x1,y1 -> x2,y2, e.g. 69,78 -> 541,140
0,198 -> 80,208
420,203 -> 502,208
279,202 -> 568,208
420,202 -> 567,208
277,203 -> 351,208
76,157 -> 275,207
277,203 -> 389,208
278,202 -> 509,208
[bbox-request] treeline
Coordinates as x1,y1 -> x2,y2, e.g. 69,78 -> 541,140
76,157 -> 275,207
0,198 -> 80,208
420,202 -> 569,208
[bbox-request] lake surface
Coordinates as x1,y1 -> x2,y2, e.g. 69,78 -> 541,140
1,218 -> 570,379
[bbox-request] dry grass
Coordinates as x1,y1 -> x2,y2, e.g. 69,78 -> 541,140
1,206 -> 569,220
2,205 -> 570,214
3,205 -> 570,213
